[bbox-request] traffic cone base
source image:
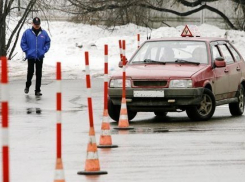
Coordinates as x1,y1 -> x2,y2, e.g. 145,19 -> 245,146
77,171 -> 108,175
98,134 -> 118,148
78,157 -> 108,175
54,158 -> 65,182
99,135 -> 111,144
78,127 -> 108,175
114,126 -> 134,130
85,159 -> 100,171
97,144 -> 118,148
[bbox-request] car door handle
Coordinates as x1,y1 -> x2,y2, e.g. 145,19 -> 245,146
224,69 -> 229,73
236,67 -> 241,71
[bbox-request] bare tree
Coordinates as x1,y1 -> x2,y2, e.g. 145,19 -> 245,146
233,0 -> 245,30
0,0 -> 37,58
51,0 -> 245,30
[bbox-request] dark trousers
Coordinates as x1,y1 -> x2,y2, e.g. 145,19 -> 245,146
26,58 -> 43,92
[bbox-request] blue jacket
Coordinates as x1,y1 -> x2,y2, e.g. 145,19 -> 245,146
21,28 -> 51,59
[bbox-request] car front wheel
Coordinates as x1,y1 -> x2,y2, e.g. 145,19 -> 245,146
229,84 -> 244,116
108,98 -> 137,122
154,111 -> 168,117
186,88 -> 216,121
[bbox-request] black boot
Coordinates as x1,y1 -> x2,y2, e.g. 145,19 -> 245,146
24,87 -> 29,94
35,91 -> 42,96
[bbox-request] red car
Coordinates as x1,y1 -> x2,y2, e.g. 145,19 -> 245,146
108,36 -> 245,121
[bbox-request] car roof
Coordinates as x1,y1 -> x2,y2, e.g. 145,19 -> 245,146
145,37 -> 228,43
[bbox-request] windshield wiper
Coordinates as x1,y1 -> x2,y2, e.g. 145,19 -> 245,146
142,59 -> 166,64
175,59 -> 200,65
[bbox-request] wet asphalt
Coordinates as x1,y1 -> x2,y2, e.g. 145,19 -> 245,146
0,78 -> 245,182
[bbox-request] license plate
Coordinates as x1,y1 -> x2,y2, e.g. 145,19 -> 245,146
133,90 -> 164,97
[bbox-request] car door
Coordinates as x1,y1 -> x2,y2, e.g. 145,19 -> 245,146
218,43 -> 241,98
227,42 -> 244,87
211,42 -> 229,100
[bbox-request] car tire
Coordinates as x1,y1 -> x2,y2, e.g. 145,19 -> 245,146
186,88 -> 216,121
128,110 -> 137,121
154,111 -> 168,117
229,84 -> 244,116
108,98 -> 137,122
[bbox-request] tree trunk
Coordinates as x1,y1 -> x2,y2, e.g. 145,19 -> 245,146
0,22 -> 6,57
0,0 -> 6,57
242,4 -> 245,30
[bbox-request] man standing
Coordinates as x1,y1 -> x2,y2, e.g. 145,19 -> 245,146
21,17 -> 51,96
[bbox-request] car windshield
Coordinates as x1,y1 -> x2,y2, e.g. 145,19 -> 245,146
130,41 -> 208,65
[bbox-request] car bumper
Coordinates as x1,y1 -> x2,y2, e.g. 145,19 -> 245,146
109,88 -> 204,111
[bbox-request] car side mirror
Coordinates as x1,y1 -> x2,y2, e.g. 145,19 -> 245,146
118,57 -> 128,68
214,57 -> 226,68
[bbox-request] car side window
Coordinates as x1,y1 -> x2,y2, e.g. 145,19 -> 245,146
218,44 -> 234,64
227,43 -> 241,62
211,45 -> 221,62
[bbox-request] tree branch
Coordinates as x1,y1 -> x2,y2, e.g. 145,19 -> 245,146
6,0 -> 36,51
205,4 -> 238,29
140,3 -> 238,30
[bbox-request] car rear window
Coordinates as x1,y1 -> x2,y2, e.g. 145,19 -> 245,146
227,43 -> 241,62
130,41 -> 208,64
219,44 -> 235,64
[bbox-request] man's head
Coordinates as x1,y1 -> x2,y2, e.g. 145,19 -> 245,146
32,17 -> 41,29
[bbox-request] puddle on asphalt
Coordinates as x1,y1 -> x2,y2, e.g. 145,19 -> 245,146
111,127 -> 169,134
111,127 -> 212,134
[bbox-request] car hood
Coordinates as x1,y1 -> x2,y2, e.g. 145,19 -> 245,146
112,64 -> 208,79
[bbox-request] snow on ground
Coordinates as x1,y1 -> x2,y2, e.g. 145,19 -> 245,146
6,21 -> 245,81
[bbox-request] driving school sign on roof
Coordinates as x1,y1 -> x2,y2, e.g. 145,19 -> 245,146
181,25 -> 201,37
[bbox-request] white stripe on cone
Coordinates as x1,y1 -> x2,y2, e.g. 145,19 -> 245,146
121,103 -> 127,109
88,136 -> 96,143
123,66 -> 126,72
120,46 -> 123,56
1,84 -> 9,102
101,129 -> 111,136
56,111 -> 62,123
56,80 -> 62,92
2,128 -> 9,146
85,65 -> 90,75
87,152 -> 99,159
103,115 -> 109,122
87,88 -> 92,98
104,55 -> 108,63
54,169 -> 65,180
119,114 -> 128,120
104,74 -> 108,82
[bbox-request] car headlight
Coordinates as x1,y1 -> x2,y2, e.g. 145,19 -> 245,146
109,79 -> 131,88
169,79 -> 192,88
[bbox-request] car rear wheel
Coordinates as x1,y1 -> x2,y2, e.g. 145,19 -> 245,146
229,84 -> 244,116
154,111 -> 168,117
186,88 -> 216,121
108,98 -> 137,122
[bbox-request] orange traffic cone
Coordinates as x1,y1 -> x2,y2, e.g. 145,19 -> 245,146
114,97 -> 134,130
98,109 -> 118,148
54,158 -> 65,182
77,127 -> 107,175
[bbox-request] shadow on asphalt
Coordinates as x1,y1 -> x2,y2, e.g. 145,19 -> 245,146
109,113 -> 239,134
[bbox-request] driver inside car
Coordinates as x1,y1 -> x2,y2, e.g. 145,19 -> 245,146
160,47 -> 175,62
